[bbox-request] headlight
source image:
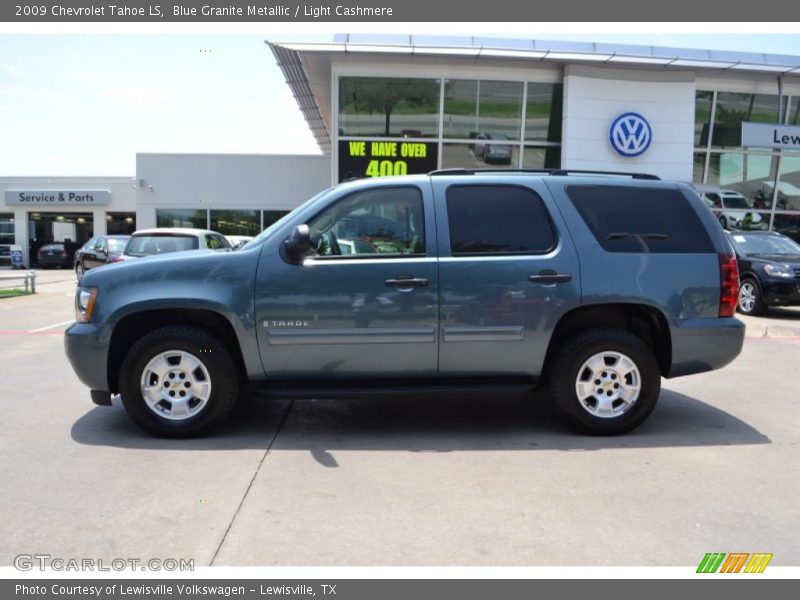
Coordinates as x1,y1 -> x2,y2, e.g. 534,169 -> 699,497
75,287 -> 98,322
763,264 -> 795,278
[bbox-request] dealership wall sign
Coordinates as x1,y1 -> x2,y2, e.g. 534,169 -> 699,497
338,140 -> 438,182
742,122 -> 800,150
609,112 -> 652,157
4,190 -> 110,206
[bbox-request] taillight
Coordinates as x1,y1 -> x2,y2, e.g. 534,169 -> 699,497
718,253 -> 739,318
60,251 -> 68,257
108,257 -> 123,263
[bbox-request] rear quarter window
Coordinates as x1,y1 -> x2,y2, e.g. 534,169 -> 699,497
566,185 -> 714,253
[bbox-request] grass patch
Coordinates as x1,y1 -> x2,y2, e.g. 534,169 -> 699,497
0,288 -> 31,299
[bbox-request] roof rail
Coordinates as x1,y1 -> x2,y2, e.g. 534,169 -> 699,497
428,168 -> 661,180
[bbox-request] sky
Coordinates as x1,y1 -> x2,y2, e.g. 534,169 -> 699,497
2,32 -> 800,176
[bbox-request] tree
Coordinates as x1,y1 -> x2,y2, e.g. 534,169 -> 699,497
341,78 -> 438,136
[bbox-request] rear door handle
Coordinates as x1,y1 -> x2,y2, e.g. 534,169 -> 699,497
529,270 -> 572,284
385,276 -> 429,289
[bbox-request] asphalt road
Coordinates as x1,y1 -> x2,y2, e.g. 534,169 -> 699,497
0,268 -> 798,567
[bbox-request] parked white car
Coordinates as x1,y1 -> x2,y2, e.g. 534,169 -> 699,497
224,235 -> 254,250
701,190 -> 766,231
121,228 -> 232,259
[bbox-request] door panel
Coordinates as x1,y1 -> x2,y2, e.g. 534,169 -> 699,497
433,180 -> 581,376
255,184 -> 438,379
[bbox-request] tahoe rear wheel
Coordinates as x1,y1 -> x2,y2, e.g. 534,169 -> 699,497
119,326 -> 240,437
549,328 -> 660,435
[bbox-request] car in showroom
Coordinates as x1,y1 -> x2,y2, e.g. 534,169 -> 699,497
36,242 -> 73,269
121,228 -> 232,259
701,190 -> 765,230
65,170 -> 744,438
74,235 -> 130,279
726,230 -> 800,315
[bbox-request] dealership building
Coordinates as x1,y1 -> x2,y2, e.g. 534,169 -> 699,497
3,34 -> 800,267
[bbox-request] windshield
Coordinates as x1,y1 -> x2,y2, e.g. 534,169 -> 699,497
729,233 -> 800,256
125,234 -> 199,257
721,195 -> 751,210
241,188 -> 333,250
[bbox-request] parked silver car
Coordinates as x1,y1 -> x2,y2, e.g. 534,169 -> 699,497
121,228 -> 232,259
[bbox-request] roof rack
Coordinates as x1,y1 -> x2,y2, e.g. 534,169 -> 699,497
428,168 -> 661,180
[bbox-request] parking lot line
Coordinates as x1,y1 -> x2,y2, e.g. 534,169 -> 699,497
28,319 -> 74,333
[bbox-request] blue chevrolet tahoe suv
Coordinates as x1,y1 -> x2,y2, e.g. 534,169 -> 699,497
65,170 -> 745,437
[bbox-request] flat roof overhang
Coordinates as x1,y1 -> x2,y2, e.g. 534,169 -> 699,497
268,34 -> 800,153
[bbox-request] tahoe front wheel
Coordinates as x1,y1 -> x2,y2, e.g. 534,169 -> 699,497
549,328 -> 660,435
119,326 -> 240,437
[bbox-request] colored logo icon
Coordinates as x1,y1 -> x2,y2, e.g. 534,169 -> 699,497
696,552 -> 773,573
609,112 -> 652,157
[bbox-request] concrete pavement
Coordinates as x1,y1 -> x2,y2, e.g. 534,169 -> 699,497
0,270 -> 797,566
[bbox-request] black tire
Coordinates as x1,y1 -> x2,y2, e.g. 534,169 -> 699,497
548,328 -> 661,435
737,278 -> 766,316
119,326 -> 240,437
75,262 -> 85,281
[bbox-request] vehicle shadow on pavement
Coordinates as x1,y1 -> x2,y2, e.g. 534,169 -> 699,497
757,308 -> 800,320
70,388 -> 769,457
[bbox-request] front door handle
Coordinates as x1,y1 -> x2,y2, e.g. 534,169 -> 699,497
385,276 -> 429,290
529,270 -> 572,284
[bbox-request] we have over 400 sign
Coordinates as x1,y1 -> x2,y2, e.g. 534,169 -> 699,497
338,140 -> 438,182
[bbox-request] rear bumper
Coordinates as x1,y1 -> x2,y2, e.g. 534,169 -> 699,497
667,317 -> 745,378
64,322 -> 110,393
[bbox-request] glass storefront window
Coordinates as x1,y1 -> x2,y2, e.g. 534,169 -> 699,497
156,209 -> 208,229
522,146 -> 560,169
789,98 -> 799,126
339,77 -> 440,137
775,154 -> 800,212
442,142 -> 519,170
701,193 -> 772,231
705,152 -> 779,209
210,209 -> 260,236
693,152 -> 706,183
263,210 -> 290,228
712,92 -> 785,148
772,213 -> 800,243
443,79 -> 523,140
525,83 -> 562,142
694,91 -> 713,147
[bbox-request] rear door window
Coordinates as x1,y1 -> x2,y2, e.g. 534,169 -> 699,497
445,185 -> 556,255
566,185 -> 714,253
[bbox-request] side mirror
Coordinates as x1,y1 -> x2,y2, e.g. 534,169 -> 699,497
283,224 -> 311,264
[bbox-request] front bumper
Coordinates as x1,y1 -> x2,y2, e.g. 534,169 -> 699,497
761,279 -> 800,306
64,322 -> 110,393
667,317 -> 745,378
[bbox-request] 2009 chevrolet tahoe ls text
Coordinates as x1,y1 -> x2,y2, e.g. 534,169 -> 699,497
65,170 -> 745,437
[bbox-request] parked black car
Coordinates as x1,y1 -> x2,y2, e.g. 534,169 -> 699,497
726,231 -> 800,315
37,243 -> 72,269
74,235 -> 130,279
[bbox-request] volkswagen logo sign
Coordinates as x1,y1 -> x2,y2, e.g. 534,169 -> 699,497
609,112 -> 652,157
